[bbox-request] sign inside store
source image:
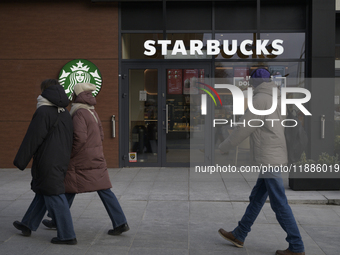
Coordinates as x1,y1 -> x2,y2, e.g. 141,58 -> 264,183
144,39 -> 284,57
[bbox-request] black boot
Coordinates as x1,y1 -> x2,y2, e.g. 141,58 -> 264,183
42,219 -> 57,229
51,237 -> 77,245
108,223 -> 130,235
13,221 -> 31,236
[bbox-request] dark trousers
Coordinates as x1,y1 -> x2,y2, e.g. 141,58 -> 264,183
21,193 -> 76,240
50,189 -> 127,228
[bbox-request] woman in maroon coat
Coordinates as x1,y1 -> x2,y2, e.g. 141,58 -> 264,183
43,82 -> 129,236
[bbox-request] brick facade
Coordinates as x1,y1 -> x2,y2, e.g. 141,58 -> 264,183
0,1 -> 119,167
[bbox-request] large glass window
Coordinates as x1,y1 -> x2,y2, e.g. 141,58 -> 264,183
121,2 -> 163,30
335,79 -> 340,155
215,1 -> 257,31
166,1 -> 212,31
336,13 -> 340,69
260,0 -> 307,31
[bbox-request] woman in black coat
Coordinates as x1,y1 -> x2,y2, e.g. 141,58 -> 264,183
12,79 -> 77,245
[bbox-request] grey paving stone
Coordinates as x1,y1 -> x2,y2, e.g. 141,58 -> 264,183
319,190 -> 340,204
132,168 -> 161,182
0,216 -> 23,242
297,225 -> 327,255
190,181 -> 229,201
331,204 -> 340,217
189,249 -> 247,255
285,190 -> 328,204
0,199 -> 33,217
83,245 -> 129,255
131,222 -> 188,249
302,225 -> 340,255
224,181 -> 252,201
220,171 -> 246,182
149,181 -> 188,201
0,168 -> 340,255
110,181 -> 131,196
143,201 -> 189,224
189,222 -> 234,252
118,200 -> 148,222
107,168 -> 121,179
0,200 -> 13,212
120,181 -> 154,201
189,201 -> 235,224
156,168 -> 189,182
128,247 -> 188,255
15,190 -> 36,200
291,204 -> 340,226
112,168 -> 140,182
90,226 -> 134,248
42,243 -> 92,255
0,233 -> 51,255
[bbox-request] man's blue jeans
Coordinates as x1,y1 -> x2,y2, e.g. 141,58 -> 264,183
21,193 -> 76,240
232,172 -> 305,253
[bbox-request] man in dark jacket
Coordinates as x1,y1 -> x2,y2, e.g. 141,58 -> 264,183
218,68 -> 305,255
13,79 -> 77,245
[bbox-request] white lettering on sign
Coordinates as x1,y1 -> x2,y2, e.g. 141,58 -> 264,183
212,84 -> 311,116
144,39 -> 284,56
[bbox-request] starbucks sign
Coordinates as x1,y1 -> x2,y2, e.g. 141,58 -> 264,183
59,59 -> 102,99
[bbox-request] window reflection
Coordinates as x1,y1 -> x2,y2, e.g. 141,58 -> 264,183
214,62 -> 305,166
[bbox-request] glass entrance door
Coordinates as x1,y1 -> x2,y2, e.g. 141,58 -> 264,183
126,68 -> 159,165
164,68 -> 206,165
121,63 -> 210,167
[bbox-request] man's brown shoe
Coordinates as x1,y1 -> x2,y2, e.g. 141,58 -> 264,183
276,248 -> 305,255
218,228 -> 244,248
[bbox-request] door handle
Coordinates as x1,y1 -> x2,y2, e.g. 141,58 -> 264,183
111,115 -> 116,138
321,115 -> 325,139
166,104 -> 168,134
163,104 -> 169,134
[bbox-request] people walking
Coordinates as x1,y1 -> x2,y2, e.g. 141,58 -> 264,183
218,68 -> 305,255
42,82 -> 129,236
13,79 -> 77,245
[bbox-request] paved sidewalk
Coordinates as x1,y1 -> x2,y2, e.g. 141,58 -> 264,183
0,167 -> 339,255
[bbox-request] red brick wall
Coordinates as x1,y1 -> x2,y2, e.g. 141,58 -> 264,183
0,1 -> 119,168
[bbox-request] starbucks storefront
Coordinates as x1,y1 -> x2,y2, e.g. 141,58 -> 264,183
118,1 -> 309,168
